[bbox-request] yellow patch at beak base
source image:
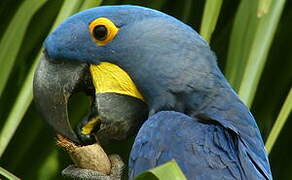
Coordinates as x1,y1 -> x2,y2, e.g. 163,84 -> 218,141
89,62 -> 144,101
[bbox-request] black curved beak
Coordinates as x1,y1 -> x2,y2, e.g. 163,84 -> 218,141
33,52 -> 92,144
33,51 -> 148,145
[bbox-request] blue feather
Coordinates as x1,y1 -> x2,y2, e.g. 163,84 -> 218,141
129,111 -> 272,180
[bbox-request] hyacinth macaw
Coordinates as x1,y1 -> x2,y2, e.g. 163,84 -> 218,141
33,5 -> 272,180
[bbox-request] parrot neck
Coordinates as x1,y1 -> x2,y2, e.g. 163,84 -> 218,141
182,72 -> 249,124
184,77 -> 263,146
189,86 -> 249,122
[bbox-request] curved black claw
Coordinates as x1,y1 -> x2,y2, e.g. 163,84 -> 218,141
62,154 -> 125,180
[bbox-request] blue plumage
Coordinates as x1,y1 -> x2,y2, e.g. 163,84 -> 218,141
129,94 -> 273,179
130,111 -> 242,179
43,5 -> 272,179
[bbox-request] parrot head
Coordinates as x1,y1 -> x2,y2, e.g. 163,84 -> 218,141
34,5 -> 217,145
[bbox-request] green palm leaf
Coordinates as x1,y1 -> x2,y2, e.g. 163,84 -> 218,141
135,160 -> 187,180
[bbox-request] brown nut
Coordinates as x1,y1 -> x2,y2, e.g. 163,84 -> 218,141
57,135 -> 111,175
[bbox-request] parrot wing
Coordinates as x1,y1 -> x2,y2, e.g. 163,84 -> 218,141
129,111 -> 271,180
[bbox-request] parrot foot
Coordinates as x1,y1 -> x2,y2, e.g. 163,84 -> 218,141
62,154 -> 125,180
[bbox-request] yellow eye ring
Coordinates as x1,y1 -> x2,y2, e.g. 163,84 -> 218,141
89,17 -> 119,46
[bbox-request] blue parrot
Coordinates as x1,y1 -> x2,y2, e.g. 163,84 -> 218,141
33,5 -> 272,180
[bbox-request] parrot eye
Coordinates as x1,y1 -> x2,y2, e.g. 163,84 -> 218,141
93,25 -> 108,41
89,17 -> 119,46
